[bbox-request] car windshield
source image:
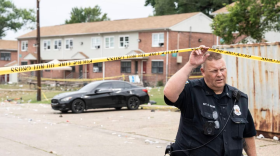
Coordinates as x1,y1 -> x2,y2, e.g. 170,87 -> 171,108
79,82 -> 100,92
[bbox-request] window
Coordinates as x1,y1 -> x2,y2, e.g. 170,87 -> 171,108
124,83 -> 132,89
21,41 -> 28,51
93,63 -> 102,73
21,62 -> 28,65
105,36 -> 114,48
71,66 -> 76,72
152,33 -> 164,47
0,53 -> 11,61
152,61 -> 163,74
113,82 -> 124,89
119,36 -> 129,48
191,65 -> 201,75
43,40 -> 51,50
54,40 -> 62,50
91,37 -> 101,49
98,83 -> 112,90
121,61 -> 131,73
65,39 -> 73,50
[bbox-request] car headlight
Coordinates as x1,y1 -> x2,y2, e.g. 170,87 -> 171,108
61,97 -> 72,102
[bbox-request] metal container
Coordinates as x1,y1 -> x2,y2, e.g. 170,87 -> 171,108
213,42 -> 280,137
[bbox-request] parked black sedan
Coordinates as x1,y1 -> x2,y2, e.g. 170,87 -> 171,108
51,80 -> 149,113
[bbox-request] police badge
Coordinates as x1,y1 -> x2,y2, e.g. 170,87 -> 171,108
234,105 -> 241,116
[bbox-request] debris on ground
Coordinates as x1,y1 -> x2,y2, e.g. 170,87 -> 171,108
257,134 -> 265,139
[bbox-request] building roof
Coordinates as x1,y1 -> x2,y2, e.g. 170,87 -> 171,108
18,12 -> 199,39
0,40 -> 17,50
212,2 -> 280,15
212,2 -> 236,15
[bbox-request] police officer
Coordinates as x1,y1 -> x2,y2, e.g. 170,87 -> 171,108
164,45 -> 257,156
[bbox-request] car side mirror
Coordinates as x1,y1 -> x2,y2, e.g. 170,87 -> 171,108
94,89 -> 100,94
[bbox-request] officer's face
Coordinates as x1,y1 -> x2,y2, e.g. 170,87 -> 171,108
201,58 -> 227,93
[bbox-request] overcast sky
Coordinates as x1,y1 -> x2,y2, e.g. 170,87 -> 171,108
3,0 -> 154,40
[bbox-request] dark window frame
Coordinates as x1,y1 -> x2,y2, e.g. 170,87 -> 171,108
151,61 -> 163,74
191,65 -> 202,75
0,53 -> 11,61
93,63 -> 102,73
121,61 -> 131,73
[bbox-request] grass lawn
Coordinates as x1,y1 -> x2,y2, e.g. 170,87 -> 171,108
0,90 -> 69,104
147,86 -> 167,105
0,85 -> 167,105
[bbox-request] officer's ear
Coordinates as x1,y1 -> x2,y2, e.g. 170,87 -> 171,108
201,65 -> 205,76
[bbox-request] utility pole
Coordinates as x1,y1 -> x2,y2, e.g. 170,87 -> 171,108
36,0 -> 41,101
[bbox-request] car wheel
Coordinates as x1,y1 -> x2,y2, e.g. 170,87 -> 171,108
127,96 -> 140,110
115,107 -> 122,110
71,99 -> 85,113
60,110 -> 68,113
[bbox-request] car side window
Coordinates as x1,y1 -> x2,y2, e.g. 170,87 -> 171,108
124,83 -> 132,89
113,82 -> 124,89
98,83 -> 112,90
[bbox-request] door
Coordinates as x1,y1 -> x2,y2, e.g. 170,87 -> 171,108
111,82 -> 126,107
86,64 -> 89,78
79,65 -> 83,78
143,61 -> 147,74
135,61 -> 138,74
88,82 -> 114,108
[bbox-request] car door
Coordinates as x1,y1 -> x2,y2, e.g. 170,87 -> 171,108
111,82 -> 125,107
88,82 -> 113,108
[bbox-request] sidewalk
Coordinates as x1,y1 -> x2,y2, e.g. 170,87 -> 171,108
140,104 -> 179,111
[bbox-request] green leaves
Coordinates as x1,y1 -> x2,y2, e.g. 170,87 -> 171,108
144,0 -> 233,17
0,0 -> 35,38
65,5 -> 110,24
211,0 -> 280,44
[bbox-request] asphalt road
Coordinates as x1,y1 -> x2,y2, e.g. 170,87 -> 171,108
0,103 -> 279,156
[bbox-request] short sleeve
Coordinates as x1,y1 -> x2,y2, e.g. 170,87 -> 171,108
243,110 -> 257,138
164,83 -> 193,119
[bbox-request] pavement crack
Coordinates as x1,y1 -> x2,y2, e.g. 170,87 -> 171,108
0,136 -> 61,156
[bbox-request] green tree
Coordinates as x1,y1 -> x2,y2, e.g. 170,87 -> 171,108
65,5 -> 110,24
144,0 -> 233,16
0,0 -> 35,39
211,0 -> 280,44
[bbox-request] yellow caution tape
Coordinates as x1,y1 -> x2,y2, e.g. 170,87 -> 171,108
27,75 -> 124,82
0,47 -> 279,75
42,92 -> 48,101
207,48 -> 280,64
0,49 -> 186,75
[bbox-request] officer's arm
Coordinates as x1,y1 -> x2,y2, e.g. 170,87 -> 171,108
164,45 -> 209,103
244,137 -> 257,156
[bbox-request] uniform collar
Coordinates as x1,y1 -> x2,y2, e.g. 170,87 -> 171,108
197,78 -> 232,98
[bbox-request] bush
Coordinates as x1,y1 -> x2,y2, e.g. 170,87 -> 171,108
157,80 -> 164,87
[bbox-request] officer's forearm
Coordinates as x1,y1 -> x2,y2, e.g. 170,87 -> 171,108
164,62 -> 195,103
244,137 -> 257,156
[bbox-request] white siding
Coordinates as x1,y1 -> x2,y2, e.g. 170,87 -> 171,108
40,32 -> 139,60
264,31 -> 280,42
170,13 -> 213,33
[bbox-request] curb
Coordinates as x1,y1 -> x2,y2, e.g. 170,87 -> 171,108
140,105 -> 180,112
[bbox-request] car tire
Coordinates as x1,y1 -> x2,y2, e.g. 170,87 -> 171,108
60,110 -> 68,113
115,107 -> 122,110
71,99 -> 85,113
127,96 -> 140,110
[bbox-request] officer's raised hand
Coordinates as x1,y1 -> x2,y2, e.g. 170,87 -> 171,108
188,45 -> 210,68
164,45 -> 210,103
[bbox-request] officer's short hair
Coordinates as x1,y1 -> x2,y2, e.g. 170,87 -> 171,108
202,52 -> 223,69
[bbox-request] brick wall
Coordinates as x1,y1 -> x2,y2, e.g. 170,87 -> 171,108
0,51 -> 17,67
138,31 -> 217,85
